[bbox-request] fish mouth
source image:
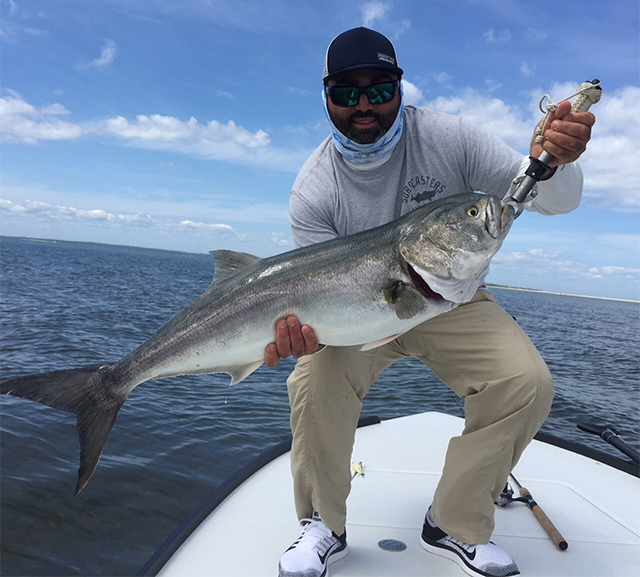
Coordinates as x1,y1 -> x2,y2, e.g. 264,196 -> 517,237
485,196 -> 500,238
486,196 -> 515,239
407,262 -> 445,300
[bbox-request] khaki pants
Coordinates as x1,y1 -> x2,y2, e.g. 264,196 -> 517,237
286,290 -> 554,544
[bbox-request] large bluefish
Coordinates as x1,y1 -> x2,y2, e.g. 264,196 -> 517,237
1,192 -> 514,493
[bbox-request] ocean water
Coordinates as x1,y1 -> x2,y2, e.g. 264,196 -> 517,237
1,236 -> 638,576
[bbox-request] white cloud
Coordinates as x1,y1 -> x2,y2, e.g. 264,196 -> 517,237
394,19 -> 411,38
520,62 -> 535,78
23,27 -> 48,36
492,247 -> 640,297
0,194 -> 295,255
597,234 -> 640,252
0,181 -> 291,227
526,28 -> 548,43
271,232 -> 290,246
484,79 -> 503,94
483,28 -> 511,44
503,226 -> 639,268
591,265 -> 640,277
2,0 -> 49,41
0,91 -> 307,171
434,71 -> 453,85
0,197 -> 240,236
360,1 -> 390,27
92,38 -> 117,67
180,220 -> 235,233
78,39 -> 117,69
99,114 -> 306,169
401,79 -> 423,106
425,87 -> 532,149
104,114 -> 269,147
571,85 -> 640,211
101,113 -> 309,170
0,90 -> 82,144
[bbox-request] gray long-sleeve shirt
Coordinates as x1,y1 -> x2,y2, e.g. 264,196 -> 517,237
290,105 -> 583,248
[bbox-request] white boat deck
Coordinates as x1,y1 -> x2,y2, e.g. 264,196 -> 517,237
155,412 -> 640,576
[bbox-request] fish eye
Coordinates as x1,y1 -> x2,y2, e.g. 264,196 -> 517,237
466,205 -> 480,217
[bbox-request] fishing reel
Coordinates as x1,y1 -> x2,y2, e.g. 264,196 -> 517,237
495,482 -> 526,507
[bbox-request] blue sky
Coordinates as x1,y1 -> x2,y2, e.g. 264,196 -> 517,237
1,0 -> 639,300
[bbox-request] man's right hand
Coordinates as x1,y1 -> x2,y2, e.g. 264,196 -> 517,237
264,316 -> 319,368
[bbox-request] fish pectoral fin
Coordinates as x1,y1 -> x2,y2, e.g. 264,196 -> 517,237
360,333 -> 403,351
224,360 -> 264,386
208,250 -> 261,286
389,281 -> 425,319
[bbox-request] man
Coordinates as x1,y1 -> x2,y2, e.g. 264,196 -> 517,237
268,27 -> 595,577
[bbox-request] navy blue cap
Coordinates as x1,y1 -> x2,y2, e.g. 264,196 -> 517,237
323,27 -> 403,82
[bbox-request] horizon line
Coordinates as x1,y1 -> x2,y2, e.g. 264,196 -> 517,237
1,234 -> 638,304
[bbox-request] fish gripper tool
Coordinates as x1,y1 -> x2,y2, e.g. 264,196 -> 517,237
505,79 -> 602,216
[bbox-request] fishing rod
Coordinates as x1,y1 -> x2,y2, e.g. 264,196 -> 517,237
577,422 -> 640,465
496,473 -> 568,551
504,79 -> 602,215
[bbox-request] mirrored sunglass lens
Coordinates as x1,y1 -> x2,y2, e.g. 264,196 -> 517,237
331,87 -> 359,106
367,83 -> 395,104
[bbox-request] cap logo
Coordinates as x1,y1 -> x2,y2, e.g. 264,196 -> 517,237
377,52 -> 396,65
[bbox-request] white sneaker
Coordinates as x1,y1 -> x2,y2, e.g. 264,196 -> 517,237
420,510 -> 520,577
278,512 -> 348,577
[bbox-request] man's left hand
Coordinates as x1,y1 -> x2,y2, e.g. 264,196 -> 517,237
530,100 -> 596,169
264,316 -> 319,368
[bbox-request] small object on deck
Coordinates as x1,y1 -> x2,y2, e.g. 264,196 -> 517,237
351,461 -> 365,479
378,539 -> 407,552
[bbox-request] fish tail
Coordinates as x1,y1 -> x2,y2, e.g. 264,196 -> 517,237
1,364 -> 129,494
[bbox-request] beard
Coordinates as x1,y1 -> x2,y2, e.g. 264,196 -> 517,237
328,104 -> 400,144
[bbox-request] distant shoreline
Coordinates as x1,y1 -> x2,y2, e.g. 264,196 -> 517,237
488,284 -> 640,304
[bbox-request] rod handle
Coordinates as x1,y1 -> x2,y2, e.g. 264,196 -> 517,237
519,486 -> 568,551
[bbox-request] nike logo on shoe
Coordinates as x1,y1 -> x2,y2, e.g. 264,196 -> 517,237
446,538 -> 477,561
317,541 -> 341,565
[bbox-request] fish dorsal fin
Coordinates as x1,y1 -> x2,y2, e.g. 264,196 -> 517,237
209,250 -> 261,284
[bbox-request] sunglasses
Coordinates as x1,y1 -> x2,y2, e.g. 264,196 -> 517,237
325,80 -> 400,107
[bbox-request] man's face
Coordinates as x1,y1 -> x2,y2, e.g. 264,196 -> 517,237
325,69 -> 401,145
